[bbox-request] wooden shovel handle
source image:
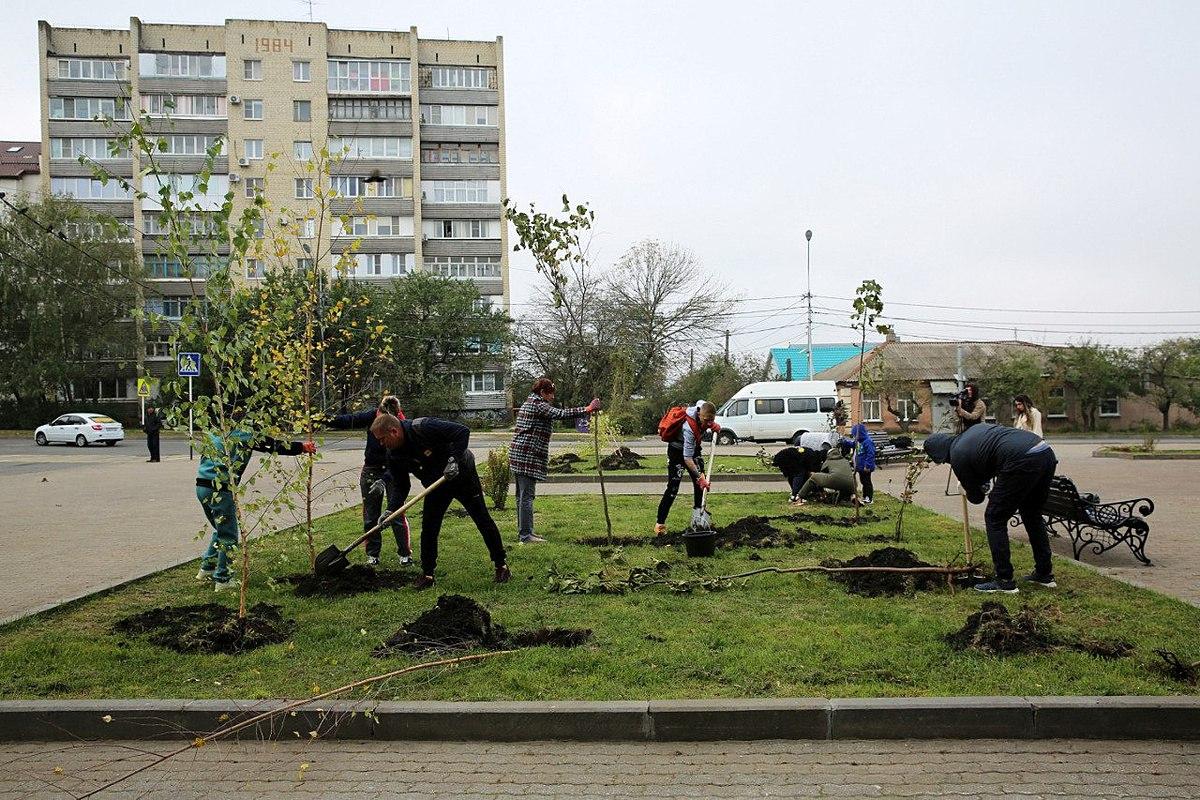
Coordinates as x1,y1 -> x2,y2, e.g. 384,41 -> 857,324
342,474 -> 448,555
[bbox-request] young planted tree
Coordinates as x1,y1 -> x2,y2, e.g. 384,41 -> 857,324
503,194 -> 594,306
893,456 -> 932,543
849,281 -> 890,520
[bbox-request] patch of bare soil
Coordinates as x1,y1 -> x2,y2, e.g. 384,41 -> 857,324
282,564 -> 413,598
580,516 -> 824,549
947,602 -> 1134,659
775,511 -> 883,527
374,594 -> 592,657
821,547 -> 942,596
599,447 -> 646,471
1153,650 -> 1199,684
114,603 -> 294,655
547,453 -> 586,473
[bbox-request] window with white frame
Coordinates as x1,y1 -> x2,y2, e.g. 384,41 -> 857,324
294,100 -> 311,122
62,219 -> 133,241
148,134 -> 224,156
1100,397 -> 1121,417
141,174 -> 230,211
456,371 -> 503,394
293,140 -> 313,161
49,97 -> 130,120
343,253 -> 411,278
139,53 -> 226,78
244,259 -> 266,279
332,216 -> 413,237
244,177 -> 264,197
861,395 -> 882,423
50,138 -> 129,160
251,219 -> 265,239
328,98 -> 410,120
143,214 -> 219,236
420,180 -> 499,204
244,99 -> 263,120
243,59 -> 262,80
144,296 -> 195,320
244,139 -> 264,160
145,334 -> 173,359
420,142 -> 499,164
327,59 -> 410,93
300,219 -> 316,238
422,219 -> 500,239
332,136 -> 412,159
420,104 -> 498,126
95,378 -> 130,399
1046,386 -> 1067,418
896,391 -> 919,422
427,66 -> 495,89
297,257 -> 315,270
293,60 -> 311,82
425,255 -> 501,278
50,177 -> 132,200
329,175 -> 411,198
57,58 -> 127,80
140,94 -> 226,118
295,178 -> 314,198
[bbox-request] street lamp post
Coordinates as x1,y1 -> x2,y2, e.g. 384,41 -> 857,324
805,229 -> 814,380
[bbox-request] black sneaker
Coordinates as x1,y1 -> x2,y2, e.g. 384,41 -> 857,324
1021,572 -> 1057,588
973,579 -> 1019,594
494,564 -> 511,584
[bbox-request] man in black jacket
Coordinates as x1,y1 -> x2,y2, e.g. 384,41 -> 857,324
771,446 -> 826,503
144,405 -> 162,463
329,395 -> 410,566
370,413 -> 509,590
924,423 -> 1057,593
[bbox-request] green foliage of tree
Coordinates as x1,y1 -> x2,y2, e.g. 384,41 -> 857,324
860,353 -> 925,432
662,353 -> 763,410
1139,338 -> 1200,431
975,351 -> 1045,423
1049,341 -> 1138,431
850,280 -> 890,425
503,194 -> 593,306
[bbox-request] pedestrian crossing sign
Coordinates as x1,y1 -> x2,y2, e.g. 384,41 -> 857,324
177,352 -> 201,377
137,377 -> 152,397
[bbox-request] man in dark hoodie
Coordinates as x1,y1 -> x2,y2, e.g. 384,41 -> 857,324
923,423 -> 1057,593
772,446 -> 827,503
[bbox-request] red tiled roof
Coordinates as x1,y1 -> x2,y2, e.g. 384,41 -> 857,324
0,141 -> 41,179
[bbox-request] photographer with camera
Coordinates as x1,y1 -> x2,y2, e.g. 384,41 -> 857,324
950,382 -> 986,431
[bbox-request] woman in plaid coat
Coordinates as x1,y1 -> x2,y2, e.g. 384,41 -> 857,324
509,377 -> 600,543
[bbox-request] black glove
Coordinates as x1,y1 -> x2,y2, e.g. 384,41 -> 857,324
443,457 -> 460,481
368,479 -> 386,498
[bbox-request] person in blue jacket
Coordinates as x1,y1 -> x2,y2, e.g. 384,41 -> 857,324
329,395 -> 411,566
845,423 -> 877,505
195,428 -> 315,591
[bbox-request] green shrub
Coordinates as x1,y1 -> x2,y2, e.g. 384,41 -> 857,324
483,445 -> 513,509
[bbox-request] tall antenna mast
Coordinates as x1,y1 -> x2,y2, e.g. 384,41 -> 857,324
805,229 -> 814,380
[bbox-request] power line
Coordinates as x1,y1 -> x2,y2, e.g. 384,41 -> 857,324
813,293 -> 1200,316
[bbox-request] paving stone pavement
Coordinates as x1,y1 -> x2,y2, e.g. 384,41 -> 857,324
1,739 -> 1197,799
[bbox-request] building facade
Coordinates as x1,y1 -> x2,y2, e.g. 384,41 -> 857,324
0,141 -> 41,197
37,18 -> 509,416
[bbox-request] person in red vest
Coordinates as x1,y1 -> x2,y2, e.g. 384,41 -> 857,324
655,400 -> 720,535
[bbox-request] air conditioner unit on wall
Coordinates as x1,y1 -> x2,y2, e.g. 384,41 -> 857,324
238,157 -> 250,167
228,95 -> 242,105
228,173 -> 241,184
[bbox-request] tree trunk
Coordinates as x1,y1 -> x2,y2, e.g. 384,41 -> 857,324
1162,405 -> 1171,432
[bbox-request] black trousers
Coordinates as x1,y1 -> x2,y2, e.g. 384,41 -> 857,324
981,448 -> 1057,581
857,469 -> 874,500
418,453 -> 507,576
359,466 -> 410,559
657,448 -> 704,524
146,430 -> 160,462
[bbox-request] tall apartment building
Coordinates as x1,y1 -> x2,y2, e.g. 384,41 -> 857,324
36,18 -> 509,416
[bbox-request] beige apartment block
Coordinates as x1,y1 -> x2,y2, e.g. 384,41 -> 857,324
37,17 -> 509,415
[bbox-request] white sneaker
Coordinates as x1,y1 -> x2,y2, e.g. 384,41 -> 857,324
861,497 -> 873,505
213,580 -> 236,593
366,556 -> 380,566
399,555 -> 412,566
196,568 -> 214,581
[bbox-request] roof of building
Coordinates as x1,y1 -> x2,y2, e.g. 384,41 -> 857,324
768,343 -> 876,378
0,141 -> 40,179
813,340 -> 1053,383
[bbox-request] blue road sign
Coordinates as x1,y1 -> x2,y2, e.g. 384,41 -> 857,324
177,352 -> 201,377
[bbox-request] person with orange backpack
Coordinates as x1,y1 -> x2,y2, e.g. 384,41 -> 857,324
655,400 -> 720,535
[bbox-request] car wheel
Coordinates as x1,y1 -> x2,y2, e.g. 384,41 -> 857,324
716,430 -> 738,446
104,441 -> 117,447
35,432 -> 47,446
75,434 -> 88,447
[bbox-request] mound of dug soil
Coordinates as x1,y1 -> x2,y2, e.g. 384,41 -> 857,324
114,602 -> 295,654
547,453 -> 586,473
947,602 -> 1135,659
580,517 -> 824,550
776,511 -> 882,528
282,565 -> 413,598
822,547 -> 942,596
599,447 -> 646,471
374,594 -> 592,657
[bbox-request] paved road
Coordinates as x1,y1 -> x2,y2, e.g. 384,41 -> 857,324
2,738 -> 1196,799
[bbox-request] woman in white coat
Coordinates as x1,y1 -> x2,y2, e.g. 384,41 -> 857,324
1012,394 -> 1043,438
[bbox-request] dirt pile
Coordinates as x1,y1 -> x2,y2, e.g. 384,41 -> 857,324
947,602 -> 1134,659
547,453 -> 586,473
776,511 -> 882,528
822,547 -> 942,596
581,517 -> 824,549
283,565 -> 413,598
114,603 -> 295,654
374,594 -> 592,657
599,447 -> 646,471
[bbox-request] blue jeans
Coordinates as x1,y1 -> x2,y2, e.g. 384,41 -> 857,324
197,486 -> 238,583
515,474 -> 538,541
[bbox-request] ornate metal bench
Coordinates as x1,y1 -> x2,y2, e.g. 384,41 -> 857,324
1011,475 -> 1154,565
868,431 -> 913,465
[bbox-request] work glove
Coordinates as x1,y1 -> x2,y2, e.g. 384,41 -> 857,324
697,476 -> 711,491
368,479 -> 386,498
585,398 -> 602,413
443,457 -> 461,481
301,441 -> 317,454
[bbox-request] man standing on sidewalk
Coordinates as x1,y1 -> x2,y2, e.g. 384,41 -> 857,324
509,378 -> 600,544
144,405 -> 162,463
923,423 -> 1057,593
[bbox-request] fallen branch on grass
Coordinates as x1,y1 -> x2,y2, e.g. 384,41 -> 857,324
77,650 -> 514,799
719,564 -> 975,580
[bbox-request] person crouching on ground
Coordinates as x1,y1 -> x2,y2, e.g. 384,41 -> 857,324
370,413 -> 509,590
771,445 -> 827,504
792,447 -> 856,505
655,400 -> 721,535
196,427 -> 315,592
509,377 -> 600,544
330,395 -> 412,566
923,423 -> 1058,593
845,422 -> 877,505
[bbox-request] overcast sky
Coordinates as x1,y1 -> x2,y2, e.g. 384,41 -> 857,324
4,0 -> 1199,356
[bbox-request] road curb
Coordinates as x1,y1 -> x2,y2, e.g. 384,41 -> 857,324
1,697 -> 1196,742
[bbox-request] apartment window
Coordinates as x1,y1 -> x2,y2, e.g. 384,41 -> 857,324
151,134 -> 224,156
1100,397 -> 1121,417
421,179 -> 499,204
58,58 -> 128,80
145,334 -> 173,358
861,396 -> 883,423
333,136 -> 412,159
141,174 -> 230,212
144,255 -> 214,278
427,66 -> 494,89
63,219 -> 133,241
244,99 -> 264,120
300,219 -> 316,238
244,177 -> 264,197
293,60 -> 311,82
244,139 -> 264,160
333,216 -> 413,237
50,177 -> 132,200
293,100 -> 311,122
141,94 -> 226,118
245,259 -> 266,279
297,257 -> 315,270
139,53 -> 226,78
243,59 -> 262,80
1046,386 -> 1067,418
293,140 -> 313,161
327,59 -> 410,93
295,178 -> 314,199
328,98 -> 410,120
329,175 -> 412,198
144,296 -> 195,320
251,219 -> 265,239
50,138 -> 128,160
421,142 -> 499,164
95,378 -> 130,399
425,255 -> 501,279
457,371 -> 503,394
423,219 -> 500,239
419,104 -> 498,126
344,253 -> 410,278
49,97 -> 130,120
143,214 -> 218,236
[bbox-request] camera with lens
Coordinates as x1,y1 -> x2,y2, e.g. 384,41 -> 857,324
948,389 -> 970,408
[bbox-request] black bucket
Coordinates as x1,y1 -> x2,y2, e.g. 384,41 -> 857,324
682,530 -> 717,557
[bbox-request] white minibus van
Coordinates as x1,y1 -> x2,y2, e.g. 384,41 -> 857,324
714,381 -> 840,445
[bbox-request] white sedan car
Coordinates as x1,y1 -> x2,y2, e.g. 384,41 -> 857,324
34,413 -> 125,447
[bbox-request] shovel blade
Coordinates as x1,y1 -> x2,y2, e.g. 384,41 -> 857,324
314,544 -> 349,576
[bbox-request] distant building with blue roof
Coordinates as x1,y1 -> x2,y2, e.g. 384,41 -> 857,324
766,343 -> 876,381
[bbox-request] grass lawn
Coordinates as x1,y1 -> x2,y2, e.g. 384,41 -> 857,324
1,492 -> 1197,701
559,454 -> 772,475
